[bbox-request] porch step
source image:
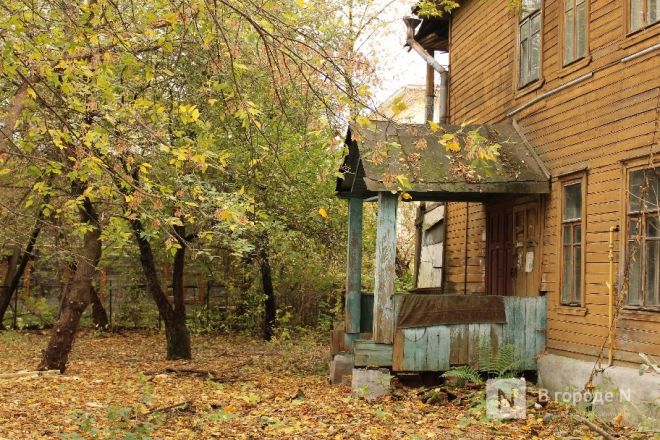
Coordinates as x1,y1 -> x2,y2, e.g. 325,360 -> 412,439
353,340 -> 393,367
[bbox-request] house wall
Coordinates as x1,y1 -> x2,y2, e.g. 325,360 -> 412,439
445,0 -> 660,366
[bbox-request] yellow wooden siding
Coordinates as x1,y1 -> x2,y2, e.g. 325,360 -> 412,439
445,0 -> 660,365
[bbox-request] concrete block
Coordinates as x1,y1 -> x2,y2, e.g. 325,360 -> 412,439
329,353 -> 354,385
538,353 -> 659,429
351,368 -> 392,400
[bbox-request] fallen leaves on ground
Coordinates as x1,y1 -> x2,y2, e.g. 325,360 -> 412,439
0,330 -> 653,439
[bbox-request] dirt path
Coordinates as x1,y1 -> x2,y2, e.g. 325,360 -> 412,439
0,330 -> 649,439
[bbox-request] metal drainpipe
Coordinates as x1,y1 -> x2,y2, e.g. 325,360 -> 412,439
404,17 -> 448,124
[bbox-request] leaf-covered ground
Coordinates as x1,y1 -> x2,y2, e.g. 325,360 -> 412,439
0,330 -> 653,439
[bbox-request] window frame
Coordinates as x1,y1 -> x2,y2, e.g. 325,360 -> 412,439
561,0 -> 589,66
627,0 -> 660,34
517,0 -> 544,89
623,164 -> 660,312
559,175 -> 586,307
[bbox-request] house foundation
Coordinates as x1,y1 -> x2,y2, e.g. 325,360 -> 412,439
351,368 -> 392,400
538,353 -> 659,429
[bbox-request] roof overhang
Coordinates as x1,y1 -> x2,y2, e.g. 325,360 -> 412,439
335,120 -> 550,202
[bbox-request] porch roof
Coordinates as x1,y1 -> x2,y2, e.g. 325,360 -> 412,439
335,120 -> 550,202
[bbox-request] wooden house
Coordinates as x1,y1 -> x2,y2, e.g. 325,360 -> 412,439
333,0 -> 659,425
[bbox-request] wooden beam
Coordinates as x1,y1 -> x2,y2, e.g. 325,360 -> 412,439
345,198 -> 363,347
374,192 -> 397,344
425,51 -> 435,122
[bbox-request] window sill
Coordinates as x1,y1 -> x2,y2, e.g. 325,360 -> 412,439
558,55 -> 592,78
621,23 -> 660,49
514,77 -> 545,99
555,305 -> 587,316
620,307 -> 660,322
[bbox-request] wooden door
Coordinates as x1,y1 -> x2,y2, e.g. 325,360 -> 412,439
512,202 -> 541,296
486,201 -> 514,296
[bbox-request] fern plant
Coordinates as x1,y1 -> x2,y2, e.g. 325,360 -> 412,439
478,343 -> 522,379
441,365 -> 482,387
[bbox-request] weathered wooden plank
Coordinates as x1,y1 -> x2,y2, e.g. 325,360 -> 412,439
345,198 -> 363,336
353,340 -> 393,367
467,323 -> 481,367
373,192 -> 397,344
449,325 -> 469,365
535,295 -> 548,363
392,330 -> 405,370
407,328 -> 428,370
393,326 -> 452,372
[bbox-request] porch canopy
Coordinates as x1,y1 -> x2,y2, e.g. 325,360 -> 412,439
336,119 -> 550,202
336,119 -> 549,347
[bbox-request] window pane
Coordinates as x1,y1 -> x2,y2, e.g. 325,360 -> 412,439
573,244 -> 581,303
531,12 -> 541,33
574,224 -> 582,244
520,36 -> 529,84
646,239 -> 659,306
648,168 -> 660,212
629,217 -> 640,237
629,169 -> 644,212
530,33 -> 540,81
649,0 -> 660,24
563,224 -> 572,244
562,246 -> 572,304
648,216 -> 660,238
522,0 -> 541,17
576,2 -> 586,58
564,183 -> 582,220
631,0 -> 644,31
565,8 -> 575,63
530,13 -> 542,82
627,240 -> 642,305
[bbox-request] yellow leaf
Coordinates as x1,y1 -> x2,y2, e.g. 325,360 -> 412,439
355,115 -> 373,128
357,85 -> 370,97
191,108 -> 200,121
401,192 -> 412,200
318,207 -> 328,219
27,87 -> 36,99
428,121 -> 440,132
445,141 -> 460,152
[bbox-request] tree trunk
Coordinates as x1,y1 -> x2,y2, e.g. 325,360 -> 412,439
0,220 -> 43,328
39,198 -> 101,372
261,249 -> 276,341
131,218 -> 191,360
90,287 -> 109,330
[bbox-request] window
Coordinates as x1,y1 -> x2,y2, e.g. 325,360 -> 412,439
626,166 -> 659,309
630,0 -> 660,32
561,181 -> 583,306
564,0 -> 587,64
519,0 -> 542,86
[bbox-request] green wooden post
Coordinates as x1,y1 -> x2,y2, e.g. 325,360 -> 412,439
374,192 -> 397,344
345,197 -> 363,348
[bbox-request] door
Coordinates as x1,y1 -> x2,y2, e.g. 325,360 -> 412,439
486,201 -> 514,296
512,201 -> 541,296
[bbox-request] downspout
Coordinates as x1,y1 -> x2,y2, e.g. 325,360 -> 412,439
606,225 -> 619,367
404,17 -> 448,123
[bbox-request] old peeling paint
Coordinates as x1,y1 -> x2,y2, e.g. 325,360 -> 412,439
373,192 -> 397,344
387,296 -> 548,371
345,198 -> 363,339
353,340 -> 393,367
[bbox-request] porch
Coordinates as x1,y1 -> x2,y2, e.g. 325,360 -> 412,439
333,119 -> 551,383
